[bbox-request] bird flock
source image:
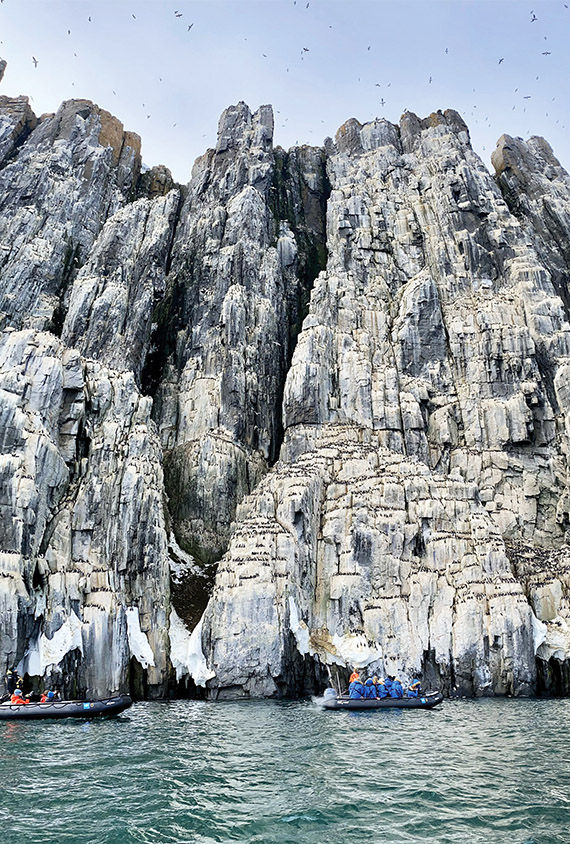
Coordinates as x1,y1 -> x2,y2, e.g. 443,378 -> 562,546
5,1 -> 566,163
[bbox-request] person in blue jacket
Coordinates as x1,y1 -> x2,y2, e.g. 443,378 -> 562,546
407,679 -> 422,698
383,676 -> 393,697
363,677 -> 377,699
390,677 -> 404,698
375,678 -> 389,699
348,673 -> 365,699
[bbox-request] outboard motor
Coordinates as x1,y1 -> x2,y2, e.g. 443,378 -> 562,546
323,687 -> 337,704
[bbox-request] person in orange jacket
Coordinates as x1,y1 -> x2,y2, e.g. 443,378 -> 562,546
10,688 -> 28,704
40,690 -> 56,702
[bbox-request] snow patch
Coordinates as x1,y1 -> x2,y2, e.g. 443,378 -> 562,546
169,609 -> 215,686
288,596 -> 310,655
331,632 -> 383,668
536,616 -> 570,662
168,532 -> 202,583
531,611 -> 547,654
126,607 -> 155,669
18,611 -> 84,676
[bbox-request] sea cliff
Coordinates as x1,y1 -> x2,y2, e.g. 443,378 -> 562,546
1,83 -> 569,698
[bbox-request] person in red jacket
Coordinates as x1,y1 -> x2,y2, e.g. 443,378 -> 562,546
10,688 -> 28,704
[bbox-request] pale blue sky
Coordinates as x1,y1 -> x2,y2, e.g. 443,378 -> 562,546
0,0 -> 568,182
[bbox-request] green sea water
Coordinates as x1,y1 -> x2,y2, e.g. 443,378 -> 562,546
1,698 -> 568,843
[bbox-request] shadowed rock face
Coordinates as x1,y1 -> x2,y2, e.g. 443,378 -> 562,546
0,90 -> 569,699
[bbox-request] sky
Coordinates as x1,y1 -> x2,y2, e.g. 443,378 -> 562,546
0,0 -> 568,183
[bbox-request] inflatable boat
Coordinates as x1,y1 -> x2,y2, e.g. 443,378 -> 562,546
0,694 -> 132,720
322,688 -> 443,711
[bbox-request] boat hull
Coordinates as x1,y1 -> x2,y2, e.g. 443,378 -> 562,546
0,694 -> 133,720
322,690 -> 443,711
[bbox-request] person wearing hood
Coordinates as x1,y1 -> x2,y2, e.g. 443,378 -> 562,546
363,677 -> 377,699
376,677 -> 389,698
348,672 -> 365,699
390,677 -> 404,698
10,688 -> 29,705
407,679 -> 422,698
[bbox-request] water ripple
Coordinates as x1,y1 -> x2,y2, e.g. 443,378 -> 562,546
0,698 -> 568,843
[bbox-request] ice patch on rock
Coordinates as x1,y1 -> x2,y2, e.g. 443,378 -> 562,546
536,616 -> 570,662
331,632 -> 383,668
289,596 -> 310,655
167,532 -> 201,584
18,611 -> 84,675
169,608 -> 215,685
126,606 -> 155,669
531,611 -> 547,654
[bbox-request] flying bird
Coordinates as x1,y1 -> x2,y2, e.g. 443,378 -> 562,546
380,98 -> 385,106
132,13 -> 136,19
302,46 -> 309,51
542,51 -> 551,55
498,57 -> 504,64
429,75 -> 432,83
531,11 -> 537,21
188,23 -> 194,30
523,95 -> 532,98
32,56 -> 38,67
88,16 -> 91,22
175,11 -> 183,17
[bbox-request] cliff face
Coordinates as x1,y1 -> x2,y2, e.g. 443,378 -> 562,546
0,85 -> 569,699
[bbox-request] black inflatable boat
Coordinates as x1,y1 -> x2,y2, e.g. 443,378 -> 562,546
0,694 -> 132,720
322,688 -> 443,711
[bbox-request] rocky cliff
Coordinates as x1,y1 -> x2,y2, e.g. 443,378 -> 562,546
0,76 -> 569,698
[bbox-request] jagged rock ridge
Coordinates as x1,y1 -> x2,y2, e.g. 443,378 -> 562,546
0,81 -> 568,699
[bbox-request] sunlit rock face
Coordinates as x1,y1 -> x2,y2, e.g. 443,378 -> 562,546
0,87 -> 569,699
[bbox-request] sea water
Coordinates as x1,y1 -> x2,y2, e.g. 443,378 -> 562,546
1,698 -> 568,843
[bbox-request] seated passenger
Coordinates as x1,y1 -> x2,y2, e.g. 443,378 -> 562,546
376,678 -> 389,699
40,690 -> 56,702
390,678 -> 404,698
407,679 -> 422,698
10,688 -> 28,705
383,676 -> 393,696
349,671 -> 360,683
363,678 -> 377,699
348,674 -> 365,699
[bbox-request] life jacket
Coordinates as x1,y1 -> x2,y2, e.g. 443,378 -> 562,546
390,680 -> 404,698
376,682 -> 389,698
348,680 -> 365,699
363,678 -> 376,699
40,693 -> 48,703
383,678 -> 393,695
407,687 -> 419,698
10,694 -> 27,705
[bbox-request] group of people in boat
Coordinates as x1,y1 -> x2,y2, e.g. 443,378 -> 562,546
347,671 -> 422,700
2,670 -> 60,704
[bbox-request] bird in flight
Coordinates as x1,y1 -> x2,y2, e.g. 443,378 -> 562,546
188,23 -> 194,30
132,13 -> 136,19
303,46 -> 309,51
380,98 -> 385,106
32,56 -> 38,68
175,11 -> 183,17
531,11 -> 538,21
429,75 -> 432,83
498,57 -> 504,64
542,51 -> 551,55
523,95 -> 532,99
